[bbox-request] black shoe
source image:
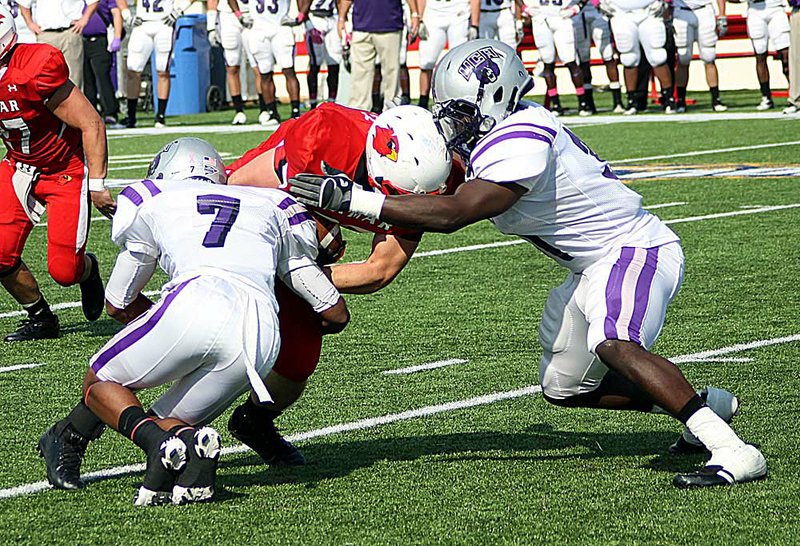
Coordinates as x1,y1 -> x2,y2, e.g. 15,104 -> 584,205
228,403 -> 305,466
134,433 -> 187,506
38,424 -> 89,490
79,253 -> 104,322
173,427 -> 221,505
5,315 -> 59,342
291,108 -> 301,119
668,435 -> 708,455
549,96 -> 564,116
119,116 -> 136,129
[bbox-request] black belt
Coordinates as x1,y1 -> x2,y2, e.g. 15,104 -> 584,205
44,27 -> 71,32
310,9 -> 334,17
480,8 -> 505,13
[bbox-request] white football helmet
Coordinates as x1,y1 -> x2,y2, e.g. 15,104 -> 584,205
431,39 -> 533,159
147,137 -> 226,185
0,6 -> 18,61
366,105 -> 452,195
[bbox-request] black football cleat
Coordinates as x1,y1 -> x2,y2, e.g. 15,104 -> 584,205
673,445 -> 767,488
38,424 -> 89,490
228,403 -> 305,466
79,253 -> 104,322
134,434 -> 187,506
5,315 -> 59,342
172,427 -> 221,505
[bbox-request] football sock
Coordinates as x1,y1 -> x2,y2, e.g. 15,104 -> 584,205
23,296 -> 55,321
759,82 -> 771,99
231,94 -> 244,113
267,101 -> 279,117
660,87 -> 674,106
371,92 -> 382,113
126,98 -> 138,121
710,86 -> 720,102
418,94 -> 429,109
547,88 -> 558,98
118,406 -> 164,454
258,93 -> 267,111
56,401 -> 105,440
677,87 -> 687,103
685,406 -> 746,452
327,65 -> 339,98
290,100 -> 301,114
610,82 -> 622,107
156,97 -> 168,118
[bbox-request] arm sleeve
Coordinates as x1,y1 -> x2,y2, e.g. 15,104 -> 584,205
35,50 -> 70,101
469,137 -> 552,193
105,249 -> 158,309
111,190 -> 160,258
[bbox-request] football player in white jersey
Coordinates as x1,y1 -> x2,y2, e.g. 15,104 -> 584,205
230,0 -> 303,127
417,0 -> 480,110
38,137 -> 349,502
207,0 -> 265,125
522,0 -> 591,115
303,0 -> 342,109
117,0 -> 195,128
289,40 -> 769,489
672,0 -> 728,112
599,0 -> 676,113
739,0 -> 791,110
480,0 -> 523,47
573,2 -> 624,113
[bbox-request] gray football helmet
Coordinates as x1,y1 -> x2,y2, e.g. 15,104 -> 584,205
431,39 -> 533,159
147,137 -> 227,185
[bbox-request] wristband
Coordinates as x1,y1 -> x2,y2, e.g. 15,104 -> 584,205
297,11 -> 307,23
89,178 -> 105,192
235,10 -> 242,18
411,12 -> 420,18
206,9 -> 217,30
349,186 -> 385,220
121,8 -> 131,21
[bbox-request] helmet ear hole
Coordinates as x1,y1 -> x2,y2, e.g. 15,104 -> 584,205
493,87 -> 504,104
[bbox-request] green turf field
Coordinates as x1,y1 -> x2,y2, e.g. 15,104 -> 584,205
0,109 -> 799,545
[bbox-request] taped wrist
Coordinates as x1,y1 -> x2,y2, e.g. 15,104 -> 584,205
349,186 -> 385,220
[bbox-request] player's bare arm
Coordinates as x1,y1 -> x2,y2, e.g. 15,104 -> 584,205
471,0 -> 481,27
407,0 -> 420,37
318,297 -> 349,334
330,233 -> 419,294
48,80 -> 116,218
227,149 -> 282,188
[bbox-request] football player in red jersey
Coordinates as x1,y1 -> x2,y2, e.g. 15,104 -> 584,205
224,103 -> 463,465
0,6 -> 115,342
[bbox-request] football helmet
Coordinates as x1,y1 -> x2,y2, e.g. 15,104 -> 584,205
0,6 -> 18,61
431,39 -> 533,159
147,137 -> 226,185
366,105 -> 451,195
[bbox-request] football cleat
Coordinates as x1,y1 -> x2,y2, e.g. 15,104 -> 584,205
670,387 -> 739,455
756,97 -> 774,111
119,116 -> 136,129
5,314 -> 59,342
228,403 -> 305,466
231,111 -> 247,125
712,100 -> 728,112
676,100 -> 687,113
613,103 -> 626,114
79,253 -> 104,322
38,424 -> 89,490
172,427 -> 221,505
259,110 -> 280,129
673,444 -> 767,488
783,104 -> 799,115
578,105 -> 593,117
134,435 -> 187,506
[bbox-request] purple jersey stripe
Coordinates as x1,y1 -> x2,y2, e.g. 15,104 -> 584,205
495,122 -> 558,138
288,211 -> 313,226
141,179 -> 162,197
627,247 -> 660,345
472,130 -> 553,164
603,247 -> 636,341
90,277 -> 197,373
120,186 -> 143,206
278,196 -> 296,210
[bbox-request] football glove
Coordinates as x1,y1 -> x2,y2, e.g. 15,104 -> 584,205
468,24 -> 479,40
207,28 -> 220,47
597,0 -> 616,17
418,21 -> 429,40
280,12 -> 307,26
239,13 -> 254,29
716,15 -> 728,37
108,37 -> 121,53
164,8 -> 182,27
560,4 -> 581,18
647,0 -> 667,18
290,171 -> 354,212
515,19 -> 525,44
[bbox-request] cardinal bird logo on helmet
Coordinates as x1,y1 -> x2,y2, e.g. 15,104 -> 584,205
372,125 -> 399,162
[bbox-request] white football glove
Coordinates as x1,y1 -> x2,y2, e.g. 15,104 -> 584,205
164,8 -> 182,27
716,15 -> 728,37
560,4 -> 581,18
418,21 -> 429,40
515,19 -> 525,44
208,28 -> 220,47
468,24 -> 479,40
647,0 -> 667,18
239,13 -> 254,29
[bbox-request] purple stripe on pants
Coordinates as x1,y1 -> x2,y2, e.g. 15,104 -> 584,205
141,179 -> 162,197
120,186 -> 143,206
278,197 -> 296,210
288,211 -> 313,225
627,247 -> 660,345
603,247 -> 636,340
90,277 -> 198,373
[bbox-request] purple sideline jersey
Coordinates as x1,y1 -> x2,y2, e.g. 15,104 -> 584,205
83,0 -> 114,37
352,0 -> 404,33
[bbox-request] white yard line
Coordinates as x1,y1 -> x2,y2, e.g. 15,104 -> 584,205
1,332 -> 799,500
383,359 -> 468,375
612,140 -> 800,164
646,202 -> 687,210
0,363 -> 45,373
663,203 -> 800,225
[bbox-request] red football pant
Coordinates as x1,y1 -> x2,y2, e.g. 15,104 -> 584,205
272,280 -> 323,382
0,156 -> 89,286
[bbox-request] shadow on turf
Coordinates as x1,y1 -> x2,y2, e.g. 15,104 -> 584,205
221,424 -> 707,490
59,319 -> 121,338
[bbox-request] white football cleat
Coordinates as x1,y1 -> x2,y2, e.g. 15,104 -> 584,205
613,104 -> 626,114
783,104 -> 799,115
756,97 -> 774,111
231,111 -> 247,125
670,387 -> 739,454
258,110 -> 280,129
673,444 -> 767,488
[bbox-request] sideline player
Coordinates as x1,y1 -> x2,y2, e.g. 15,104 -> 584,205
523,0 -> 590,115
231,0 -> 302,128
573,1 -> 624,113
38,138 -> 349,501
480,0 -> 522,47
224,104 -> 458,465
0,7 -> 115,342
599,0 -> 676,113
117,0 -> 195,128
417,0 -> 480,110
207,0 -> 264,125
303,0 -> 342,109
672,0 -> 728,111
289,40 -> 769,488
740,0 -> 791,110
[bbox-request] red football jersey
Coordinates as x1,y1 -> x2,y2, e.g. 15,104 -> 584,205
229,102 -> 465,237
0,44 -> 82,173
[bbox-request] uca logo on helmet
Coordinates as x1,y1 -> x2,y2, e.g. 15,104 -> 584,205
372,125 -> 399,162
458,47 -> 504,84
